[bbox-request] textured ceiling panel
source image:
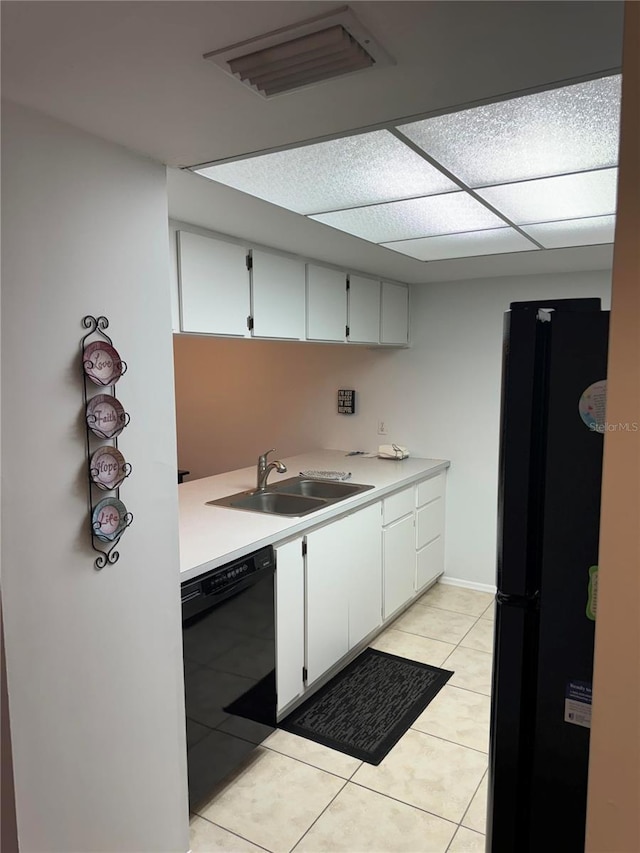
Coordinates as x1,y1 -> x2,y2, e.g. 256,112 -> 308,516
397,75 -> 621,187
381,227 -> 538,261
195,130 -> 457,214
476,168 -> 618,225
309,192 -> 506,242
521,214 -> 616,249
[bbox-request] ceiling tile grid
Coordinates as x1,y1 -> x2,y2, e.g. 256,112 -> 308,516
193,74 -> 621,262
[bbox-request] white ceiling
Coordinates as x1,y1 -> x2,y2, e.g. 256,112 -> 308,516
1,1 -> 623,283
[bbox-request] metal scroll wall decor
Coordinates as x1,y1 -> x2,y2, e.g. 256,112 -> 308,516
81,316 -> 133,569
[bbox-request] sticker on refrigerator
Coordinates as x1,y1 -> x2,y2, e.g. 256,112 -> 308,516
586,565 -> 599,621
578,380 -> 607,431
565,681 -> 592,728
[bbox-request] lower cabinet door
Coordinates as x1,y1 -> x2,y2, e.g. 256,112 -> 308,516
416,497 -> 444,550
383,513 -> 415,619
416,534 -> 444,590
305,521 -> 350,685
275,539 -> 304,713
347,503 -> 383,649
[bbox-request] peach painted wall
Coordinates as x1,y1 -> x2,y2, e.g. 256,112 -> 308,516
173,334 -> 390,480
586,5 -> 640,851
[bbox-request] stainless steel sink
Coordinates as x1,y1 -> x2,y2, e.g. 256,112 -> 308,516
231,491 -> 326,516
206,477 -> 374,517
270,477 -> 366,500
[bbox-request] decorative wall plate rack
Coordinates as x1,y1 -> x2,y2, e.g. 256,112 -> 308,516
81,315 -> 133,569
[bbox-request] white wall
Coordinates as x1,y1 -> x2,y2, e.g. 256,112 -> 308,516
325,270 -> 612,587
1,102 -> 189,852
174,268 -> 611,589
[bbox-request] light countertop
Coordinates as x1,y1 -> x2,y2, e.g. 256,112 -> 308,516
179,449 -> 449,583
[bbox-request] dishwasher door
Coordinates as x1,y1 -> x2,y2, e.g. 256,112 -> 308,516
182,552 -> 275,809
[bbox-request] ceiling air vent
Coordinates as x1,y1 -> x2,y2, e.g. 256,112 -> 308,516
203,6 -> 394,98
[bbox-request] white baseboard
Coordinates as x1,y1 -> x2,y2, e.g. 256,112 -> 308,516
439,576 -> 497,594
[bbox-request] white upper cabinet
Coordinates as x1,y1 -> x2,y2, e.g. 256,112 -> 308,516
306,264 -> 347,342
251,250 -> 305,340
380,281 -> 410,345
348,275 -> 381,344
178,231 -> 249,337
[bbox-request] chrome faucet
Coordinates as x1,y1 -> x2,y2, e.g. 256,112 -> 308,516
256,448 -> 287,491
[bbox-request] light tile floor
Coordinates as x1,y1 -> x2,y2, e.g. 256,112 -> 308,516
190,582 -> 494,853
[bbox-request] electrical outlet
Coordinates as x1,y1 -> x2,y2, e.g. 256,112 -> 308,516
378,420 -> 388,435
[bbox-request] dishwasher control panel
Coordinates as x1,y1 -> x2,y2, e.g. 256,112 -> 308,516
181,546 -> 275,622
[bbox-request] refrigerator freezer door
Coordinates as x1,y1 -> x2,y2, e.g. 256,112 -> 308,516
496,307 -> 546,598
527,309 -> 608,852
487,599 -> 540,852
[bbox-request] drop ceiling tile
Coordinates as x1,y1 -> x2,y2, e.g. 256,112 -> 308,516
475,168 -> 618,226
194,130 -> 457,214
522,215 -> 616,249
309,192 -> 505,243
397,75 -> 621,187
381,227 -> 538,261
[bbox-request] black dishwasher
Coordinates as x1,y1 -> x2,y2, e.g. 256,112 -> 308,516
181,546 -> 276,809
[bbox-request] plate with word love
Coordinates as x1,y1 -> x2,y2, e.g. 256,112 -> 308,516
90,446 -> 129,490
92,497 -> 129,542
83,341 -> 124,386
86,394 -> 129,439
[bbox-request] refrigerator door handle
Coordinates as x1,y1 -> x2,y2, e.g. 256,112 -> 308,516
496,590 -> 539,609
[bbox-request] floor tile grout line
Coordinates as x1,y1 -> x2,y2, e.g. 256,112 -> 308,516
288,777 -> 349,853
195,815 -> 273,852
451,610 -> 486,648
392,625 -> 471,647
348,778 -> 464,829
413,599 -> 495,619
407,726 -> 489,755
458,767 -> 489,833
262,742 -> 360,782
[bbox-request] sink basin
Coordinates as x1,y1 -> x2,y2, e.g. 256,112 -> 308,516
206,477 -> 374,517
271,477 -> 366,500
230,492 -> 326,516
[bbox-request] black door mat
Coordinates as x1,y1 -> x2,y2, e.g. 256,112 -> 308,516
279,648 -> 453,765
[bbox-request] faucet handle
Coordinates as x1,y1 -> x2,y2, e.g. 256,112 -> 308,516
259,448 -> 276,464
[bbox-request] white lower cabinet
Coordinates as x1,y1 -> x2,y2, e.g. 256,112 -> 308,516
417,534 -> 445,590
305,503 -> 382,685
275,469 -> 447,710
305,520 -> 350,685
347,503 -> 383,648
415,472 -> 446,591
383,513 -> 415,619
275,539 -> 305,713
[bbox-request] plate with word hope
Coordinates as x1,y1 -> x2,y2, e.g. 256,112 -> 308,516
90,446 -> 129,490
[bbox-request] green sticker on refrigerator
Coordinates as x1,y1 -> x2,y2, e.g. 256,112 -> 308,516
586,565 -> 598,621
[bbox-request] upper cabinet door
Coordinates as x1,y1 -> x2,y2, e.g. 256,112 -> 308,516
178,231 -> 249,337
251,250 -> 305,340
348,275 -> 380,344
380,282 -> 410,345
306,264 -> 347,342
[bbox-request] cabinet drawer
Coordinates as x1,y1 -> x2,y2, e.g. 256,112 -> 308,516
416,497 -> 444,549
416,473 -> 445,508
382,487 -> 414,525
417,535 -> 444,590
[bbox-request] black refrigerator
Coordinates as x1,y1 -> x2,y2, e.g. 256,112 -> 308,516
487,298 -> 609,852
